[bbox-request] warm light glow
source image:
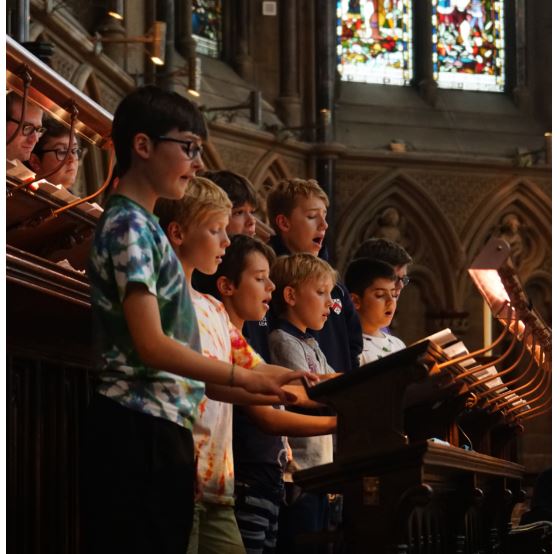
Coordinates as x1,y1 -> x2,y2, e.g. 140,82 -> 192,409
149,21 -> 166,66
108,10 -> 124,20
188,89 -> 200,97
468,269 -> 510,316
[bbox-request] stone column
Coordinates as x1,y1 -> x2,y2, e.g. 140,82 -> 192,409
16,0 -> 30,43
512,0 -> 530,112
277,0 -> 301,128
95,5 -> 127,68
234,0 -> 253,80
176,0 -> 196,60
175,0 -> 199,91
156,0 -> 178,90
415,0 -> 438,106
315,0 -> 337,259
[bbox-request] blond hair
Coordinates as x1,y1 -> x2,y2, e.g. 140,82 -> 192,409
270,253 -> 338,314
155,176 -> 232,234
266,178 -> 329,232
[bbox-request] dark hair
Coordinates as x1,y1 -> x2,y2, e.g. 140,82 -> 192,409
345,257 -> 396,297
6,91 -> 19,120
353,238 -> 412,267
215,234 -> 276,289
111,85 -> 207,176
33,118 -> 80,157
200,170 -> 258,209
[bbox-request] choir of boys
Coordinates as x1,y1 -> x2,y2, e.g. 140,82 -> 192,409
85,85 -> 411,554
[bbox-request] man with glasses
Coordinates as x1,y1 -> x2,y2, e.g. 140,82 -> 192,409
6,92 -> 45,162
29,118 -> 85,193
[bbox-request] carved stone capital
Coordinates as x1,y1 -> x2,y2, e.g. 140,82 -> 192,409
418,78 -> 438,107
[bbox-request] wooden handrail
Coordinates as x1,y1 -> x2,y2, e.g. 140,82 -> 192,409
6,35 -> 113,149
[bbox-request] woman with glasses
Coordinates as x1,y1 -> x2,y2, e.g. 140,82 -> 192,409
29,118 -> 86,194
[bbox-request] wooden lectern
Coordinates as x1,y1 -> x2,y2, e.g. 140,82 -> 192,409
294,239 -> 551,554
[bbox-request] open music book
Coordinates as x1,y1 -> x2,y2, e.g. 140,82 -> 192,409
419,328 -> 530,412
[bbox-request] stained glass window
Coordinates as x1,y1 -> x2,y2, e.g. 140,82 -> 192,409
337,0 -> 414,86
192,0 -> 222,58
432,0 -> 505,92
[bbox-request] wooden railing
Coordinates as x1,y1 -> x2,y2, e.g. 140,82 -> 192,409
6,36 -> 112,554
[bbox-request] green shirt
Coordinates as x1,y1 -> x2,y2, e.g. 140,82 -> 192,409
88,194 -> 204,429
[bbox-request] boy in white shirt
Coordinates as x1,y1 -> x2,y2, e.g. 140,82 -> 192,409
345,257 -> 406,365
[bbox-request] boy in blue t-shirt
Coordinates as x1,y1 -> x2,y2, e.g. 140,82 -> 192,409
84,86 -> 306,554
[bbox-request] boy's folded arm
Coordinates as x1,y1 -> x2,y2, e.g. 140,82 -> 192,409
242,405 -> 337,436
122,284 -> 303,402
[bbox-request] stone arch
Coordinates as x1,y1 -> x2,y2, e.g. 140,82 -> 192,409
249,151 -> 292,192
202,141 -> 226,171
71,63 -> 95,92
248,152 -> 292,225
458,177 -> 552,303
336,169 -> 465,311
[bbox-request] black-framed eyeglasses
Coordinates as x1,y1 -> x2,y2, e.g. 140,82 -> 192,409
155,136 -> 204,160
396,275 -> 410,287
7,117 -> 47,137
38,147 -> 87,161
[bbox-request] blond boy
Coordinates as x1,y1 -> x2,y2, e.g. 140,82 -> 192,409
267,178 -> 363,372
267,253 -> 338,553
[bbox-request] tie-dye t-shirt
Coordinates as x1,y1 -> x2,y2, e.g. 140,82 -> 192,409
191,290 -> 262,506
88,194 -> 204,429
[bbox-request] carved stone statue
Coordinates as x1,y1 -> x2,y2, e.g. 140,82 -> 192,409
375,206 -> 403,243
499,213 -> 524,267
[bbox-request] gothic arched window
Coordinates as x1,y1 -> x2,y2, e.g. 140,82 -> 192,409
432,0 -> 506,92
192,0 -> 222,58
337,0 -> 414,86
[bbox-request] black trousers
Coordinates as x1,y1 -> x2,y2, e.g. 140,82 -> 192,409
81,394 -> 196,554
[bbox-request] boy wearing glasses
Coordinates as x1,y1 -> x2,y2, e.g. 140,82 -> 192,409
6,91 -> 45,162
29,118 -> 85,192
84,86 -> 305,554
352,237 -> 412,295
345,258 -> 406,365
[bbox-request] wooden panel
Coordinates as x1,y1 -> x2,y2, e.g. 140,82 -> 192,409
7,354 -> 92,554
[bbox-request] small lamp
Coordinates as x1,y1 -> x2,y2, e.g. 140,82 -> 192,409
107,0 -> 124,21
149,21 -> 166,66
91,20 -> 167,66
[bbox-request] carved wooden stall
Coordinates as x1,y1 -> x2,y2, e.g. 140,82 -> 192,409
7,36 -> 112,554
295,239 -> 551,554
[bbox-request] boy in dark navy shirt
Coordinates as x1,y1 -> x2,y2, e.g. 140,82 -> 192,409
266,178 -> 362,372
